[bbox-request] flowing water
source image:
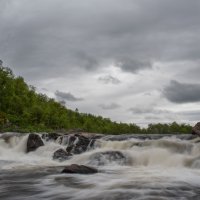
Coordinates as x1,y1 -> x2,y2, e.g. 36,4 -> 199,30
1,133 -> 200,200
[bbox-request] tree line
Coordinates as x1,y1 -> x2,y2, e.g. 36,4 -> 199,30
0,63 -> 192,134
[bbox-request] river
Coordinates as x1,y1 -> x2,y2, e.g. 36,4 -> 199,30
0,133 -> 200,200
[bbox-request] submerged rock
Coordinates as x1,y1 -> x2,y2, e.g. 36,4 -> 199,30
192,122 -> 200,136
53,148 -> 71,161
61,164 -> 98,174
0,132 -> 21,143
27,133 -> 44,153
89,151 -> 127,166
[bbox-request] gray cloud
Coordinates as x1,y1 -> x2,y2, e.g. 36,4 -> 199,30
0,0 -> 200,125
55,90 -> 84,102
99,103 -> 121,110
129,107 -> 170,115
129,106 -> 178,125
41,88 -> 48,92
1,0 -> 200,80
116,58 -> 152,73
178,110 -> 200,121
129,107 -> 153,114
181,66 -> 200,82
163,80 -> 200,103
59,100 -> 66,106
98,75 -> 121,84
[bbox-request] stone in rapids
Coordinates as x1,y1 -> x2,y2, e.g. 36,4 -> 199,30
61,164 -> 98,174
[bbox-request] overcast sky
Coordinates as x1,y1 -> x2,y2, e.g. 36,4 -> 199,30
1,0 -> 200,127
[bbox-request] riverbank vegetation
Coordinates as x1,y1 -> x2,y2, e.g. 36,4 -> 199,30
0,63 -> 192,134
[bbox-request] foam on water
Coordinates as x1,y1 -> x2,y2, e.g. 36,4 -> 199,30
1,133 -> 200,200
0,133 -> 200,169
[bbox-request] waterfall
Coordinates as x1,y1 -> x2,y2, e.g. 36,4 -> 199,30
1,132 -> 200,200
0,132 -> 200,169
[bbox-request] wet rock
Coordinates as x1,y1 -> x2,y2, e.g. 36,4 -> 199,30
66,135 -> 77,146
42,133 -> 62,141
192,122 -> 200,136
65,135 -> 76,152
66,144 -> 74,153
73,134 -> 90,154
61,164 -> 98,174
65,134 -> 91,154
88,139 -> 96,149
53,148 -> 71,161
27,133 -> 44,153
90,135 -> 103,140
89,151 -> 127,166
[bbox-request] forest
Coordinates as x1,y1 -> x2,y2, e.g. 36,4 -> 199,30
0,63 -> 192,134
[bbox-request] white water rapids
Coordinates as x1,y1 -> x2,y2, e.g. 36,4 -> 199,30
0,133 -> 200,200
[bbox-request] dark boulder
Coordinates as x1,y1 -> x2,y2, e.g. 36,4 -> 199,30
89,151 -> 127,165
61,164 -> 98,174
27,133 -> 44,153
192,122 -> 200,136
65,134 -> 91,154
66,145 -> 74,153
53,148 -> 71,161
73,135 -> 90,154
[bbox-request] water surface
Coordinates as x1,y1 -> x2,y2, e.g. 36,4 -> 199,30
0,133 -> 200,200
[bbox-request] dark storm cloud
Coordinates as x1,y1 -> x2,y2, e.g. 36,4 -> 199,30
1,0 -> 200,80
99,103 -> 121,110
163,80 -> 200,103
55,90 -> 84,102
98,75 -> 121,84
